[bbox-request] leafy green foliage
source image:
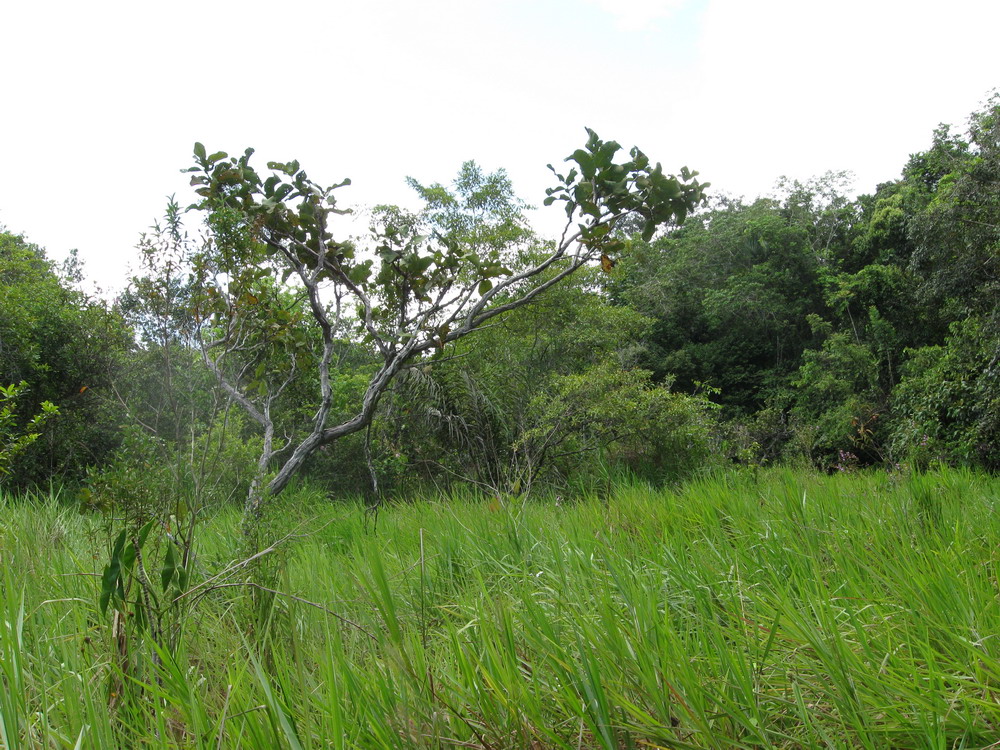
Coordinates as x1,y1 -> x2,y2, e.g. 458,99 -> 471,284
373,258 -> 684,494
889,316 -> 1000,469
789,328 -> 884,466
600,97 -> 1000,472
0,382 -> 58,480
83,421 -> 259,670
907,99 -> 1000,321
521,360 -> 719,486
611,195 -> 830,415
172,131 -> 706,511
8,96 -> 1000,492
0,230 -> 130,487
545,128 -> 709,243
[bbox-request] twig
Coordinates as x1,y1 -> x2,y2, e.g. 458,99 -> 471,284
206,582 -> 377,641
173,515 -> 333,604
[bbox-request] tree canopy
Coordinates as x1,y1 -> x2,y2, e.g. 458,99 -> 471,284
2,96 -> 998,499
164,131 -> 707,513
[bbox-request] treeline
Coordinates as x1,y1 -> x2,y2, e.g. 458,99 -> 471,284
1,97 -> 996,501
607,98 -> 998,472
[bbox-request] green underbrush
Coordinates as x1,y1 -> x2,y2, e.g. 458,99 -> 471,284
2,467 -> 1000,748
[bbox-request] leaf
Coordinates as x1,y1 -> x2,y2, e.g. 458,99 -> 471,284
409,255 -> 434,276
121,541 -> 137,572
569,149 -> 596,180
100,530 -> 127,615
478,279 -> 493,295
641,221 -> 655,242
600,254 -> 615,274
111,530 -> 127,559
348,260 -> 373,285
136,519 -> 156,549
161,544 -> 177,591
133,598 -> 147,633
99,560 -> 119,615
194,142 -> 207,161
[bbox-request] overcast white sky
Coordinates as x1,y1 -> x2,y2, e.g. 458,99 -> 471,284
2,0 -> 997,293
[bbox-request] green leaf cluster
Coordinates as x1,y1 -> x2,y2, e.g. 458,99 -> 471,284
0,230 -> 130,486
544,128 -> 708,243
0,382 -> 58,480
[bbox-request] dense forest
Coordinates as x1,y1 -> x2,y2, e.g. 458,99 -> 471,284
2,98 -> 997,500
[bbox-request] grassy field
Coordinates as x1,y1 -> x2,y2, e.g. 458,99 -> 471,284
2,467 -> 1000,748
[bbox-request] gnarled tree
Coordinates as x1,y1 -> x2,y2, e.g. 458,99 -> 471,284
178,130 -> 707,517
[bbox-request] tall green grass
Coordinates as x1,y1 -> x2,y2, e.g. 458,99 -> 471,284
2,467 -> 999,747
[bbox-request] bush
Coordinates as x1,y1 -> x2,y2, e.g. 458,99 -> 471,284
889,316 -> 1000,469
520,359 -> 721,488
